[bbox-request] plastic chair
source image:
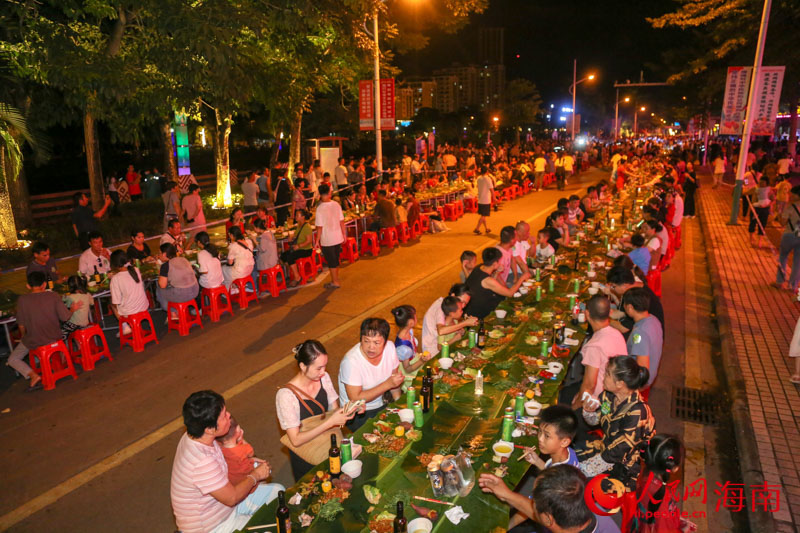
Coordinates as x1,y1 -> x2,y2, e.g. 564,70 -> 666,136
200,286 -> 234,322
258,265 -> 287,298
340,237 -> 359,263
453,199 -> 465,218
379,227 -> 399,248
231,277 -> 258,309
119,311 -> 159,353
292,256 -> 318,285
167,300 -> 204,336
396,222 -> 412,243
442,203 -> 457,221
67,324 -> 112,371
419,214 -> 430,232
30,340 -> 77,391
463,197 -> 478,213
361,232 -> 380,256
411,220 -> 423,238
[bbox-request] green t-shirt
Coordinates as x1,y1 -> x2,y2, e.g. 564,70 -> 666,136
295,223 -> 313,250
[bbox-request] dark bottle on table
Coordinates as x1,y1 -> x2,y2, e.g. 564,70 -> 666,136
93,265 -> 101,283
276,490 -> 291,533
329,434 -> 341,479
425,367 -> 434,406
421,376 -> 431,413
477,319 -> 485,348
393,501 -> 408,533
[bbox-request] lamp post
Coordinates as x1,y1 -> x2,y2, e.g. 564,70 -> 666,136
634,106 -> 646,137
488,116 -> 499,144
614,91 -> 630,141
372,9 -> 383,177
569,59 -> 595,141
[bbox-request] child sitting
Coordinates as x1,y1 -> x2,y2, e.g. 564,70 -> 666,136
534,229 -> 555,263
631,435 -> 694,532
217,416 -> 258,494
520,404 -> 580,470
438,296 -> 467,349
627,233 -> 651,276
61,275 -> 95,339
460,250 -> 477,283
391,305 -> 432,388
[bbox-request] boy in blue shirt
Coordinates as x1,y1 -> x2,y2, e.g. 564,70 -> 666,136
521,405 -> 580,469
627,233 -> 651,276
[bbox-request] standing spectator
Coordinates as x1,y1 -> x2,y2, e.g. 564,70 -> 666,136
157,243 -> 199,316
315,184 -> 346,289
162,181 -> 182,231
7,271 -> 82,390
170,390 -> 282,533
777,152 -> 793,181
748,176 -> 774,249
241,173 -> 260,215
776,186 -> 800,292
106,171 -> 121,216
256,167 -> 273,208
109,250 -> 149,336
682,163 -> 698,218
712,152 -> 726,189
272,171 -> 293,226
182,184 -> 206,239
570,295 -> 628,408
126,165 -> 142,200
473,166 -> 495,235
71,192 -> 111,250
27,241 -> 65,284
533,152 -> 546,191
78,232 -> 111,277
334,157 -> 348,191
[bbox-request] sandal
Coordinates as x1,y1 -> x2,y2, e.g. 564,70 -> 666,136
791,375 -> 800,385
473,229 -> 481,235
324,283 -> 341,289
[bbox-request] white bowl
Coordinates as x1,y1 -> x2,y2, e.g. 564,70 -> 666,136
524,400 -> 542,416
341,459 -> 362,478
398,409 -> 415,423
591,281 -> 602,289
513,292 -> 522,298
523,280 -> 535,287
547,362 -> 564,374
408,518 -> 433,533
495,309 -> 508,319
492,440 -> 514,458
519,287 -> 529,294
587,271 -> 597,279
438,357 -> 454,370
588,287 -> 599,295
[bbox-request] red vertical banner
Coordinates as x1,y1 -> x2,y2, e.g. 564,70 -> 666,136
359,80 -> 374,131
380,78 -> 395,130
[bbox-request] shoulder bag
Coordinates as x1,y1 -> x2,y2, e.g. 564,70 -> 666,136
278,382 -> 343,465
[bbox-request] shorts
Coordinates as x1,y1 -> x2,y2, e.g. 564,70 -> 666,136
478,203 -> 491,216
321,243 -> 342,268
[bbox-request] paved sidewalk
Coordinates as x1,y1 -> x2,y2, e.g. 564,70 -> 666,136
698,177 -> 800,531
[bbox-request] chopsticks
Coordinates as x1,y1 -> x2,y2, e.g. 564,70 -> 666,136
513,444 -> 528,450
246,523 -> 277,530
414,495 -> 454,506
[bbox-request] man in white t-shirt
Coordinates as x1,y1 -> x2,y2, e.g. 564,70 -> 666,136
512,221 -> 533,276
315,183 -> 346,289
421,284 -> 477,355
338,318 -> 404,430
333,157 -> 348,190
572,296 -> 627,408
171,391 -> 282,533
473,167 -> 495,235
533,153 -> 547,190
78,232 -> 111,277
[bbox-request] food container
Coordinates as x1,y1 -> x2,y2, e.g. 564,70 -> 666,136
408,518 -> 433,533
495,309 -> 507,319
588,287 -> 599,295
398,408 -> 414,423
438,357 -> 454,370
524,400 -> 542,416
341,459 -> 362,478
492,441 -> 514,458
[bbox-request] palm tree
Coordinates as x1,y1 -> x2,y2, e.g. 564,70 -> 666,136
0,103 -> 41,248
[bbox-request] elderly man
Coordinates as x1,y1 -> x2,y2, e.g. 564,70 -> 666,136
170,390 -> 282,533
571,295 -> 627,408
512,221 -> 533,278
161,218 -> 187,255
338,318 -> 404,430
78,232 -> 111,277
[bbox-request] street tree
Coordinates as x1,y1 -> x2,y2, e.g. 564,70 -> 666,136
503,79 -> 542,144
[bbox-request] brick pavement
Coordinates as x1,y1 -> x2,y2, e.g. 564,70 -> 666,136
698,177 -> 800,531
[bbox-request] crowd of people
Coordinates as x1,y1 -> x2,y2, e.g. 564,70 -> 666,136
160,150 -> 704,533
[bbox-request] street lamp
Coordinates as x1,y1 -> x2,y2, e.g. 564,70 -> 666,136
634,106 -> 646,137
614,92 -> 630,141
488,115 -> 499,144
569,59 -> 595,141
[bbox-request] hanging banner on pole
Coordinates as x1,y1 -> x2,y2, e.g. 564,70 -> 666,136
359,79 -> 395,131
751,66 -> 785,136
720,67 -> 752,135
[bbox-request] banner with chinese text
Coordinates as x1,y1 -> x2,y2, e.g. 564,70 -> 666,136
720,67 -> 751,135
359,79 -> 395,131
751,66 -> 784,136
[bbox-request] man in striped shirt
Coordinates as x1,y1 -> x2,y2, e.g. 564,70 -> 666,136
170,391 -> 283,533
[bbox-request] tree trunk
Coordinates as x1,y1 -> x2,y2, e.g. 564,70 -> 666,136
161,120 -> 178,182
270,128 -> 281,170
788,92 -> 798,160
214,109 -> 232,208
6,155 -> 32,228
288,109 -> 303,180
83,109 -> 105,211
0,149 -> 18,248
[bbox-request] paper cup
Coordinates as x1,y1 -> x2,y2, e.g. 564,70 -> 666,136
408,518 -> 433,533
438,357 -> 454,370
493,441 -> 514,458
398,409 -> 414,423
524,400 -> 542,416
341,459 -> 362,478
495,309 -> 508,319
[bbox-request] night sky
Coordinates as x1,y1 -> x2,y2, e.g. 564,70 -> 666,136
396,0 -> 683,113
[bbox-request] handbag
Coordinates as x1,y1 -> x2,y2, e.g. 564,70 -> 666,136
278,382 -> 343,465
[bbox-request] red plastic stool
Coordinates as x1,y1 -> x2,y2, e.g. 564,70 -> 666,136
258,265 -> 287,298
453,200 -> 464,218
201,286 -> 234,322
340,237 -> 359,263
502,188 -> 514,201
312,249 -> 324,270
361,232 -> 380,256
419,214 -> 430,233
67,324 -> 112,371
379,227 -> 399,248
30,340 -> 77,391
231,277 -> 258,308
396,222 -> 412,243
119,311 -> 159,353
646,269 -> 662,298
411,219 -> 423,238
463,197 -> 478,213
442,203 -> 457,221
292,256 -> 318,284
167,300 -> 204,336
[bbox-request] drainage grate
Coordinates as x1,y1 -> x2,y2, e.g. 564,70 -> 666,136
671,386 -> 721,426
